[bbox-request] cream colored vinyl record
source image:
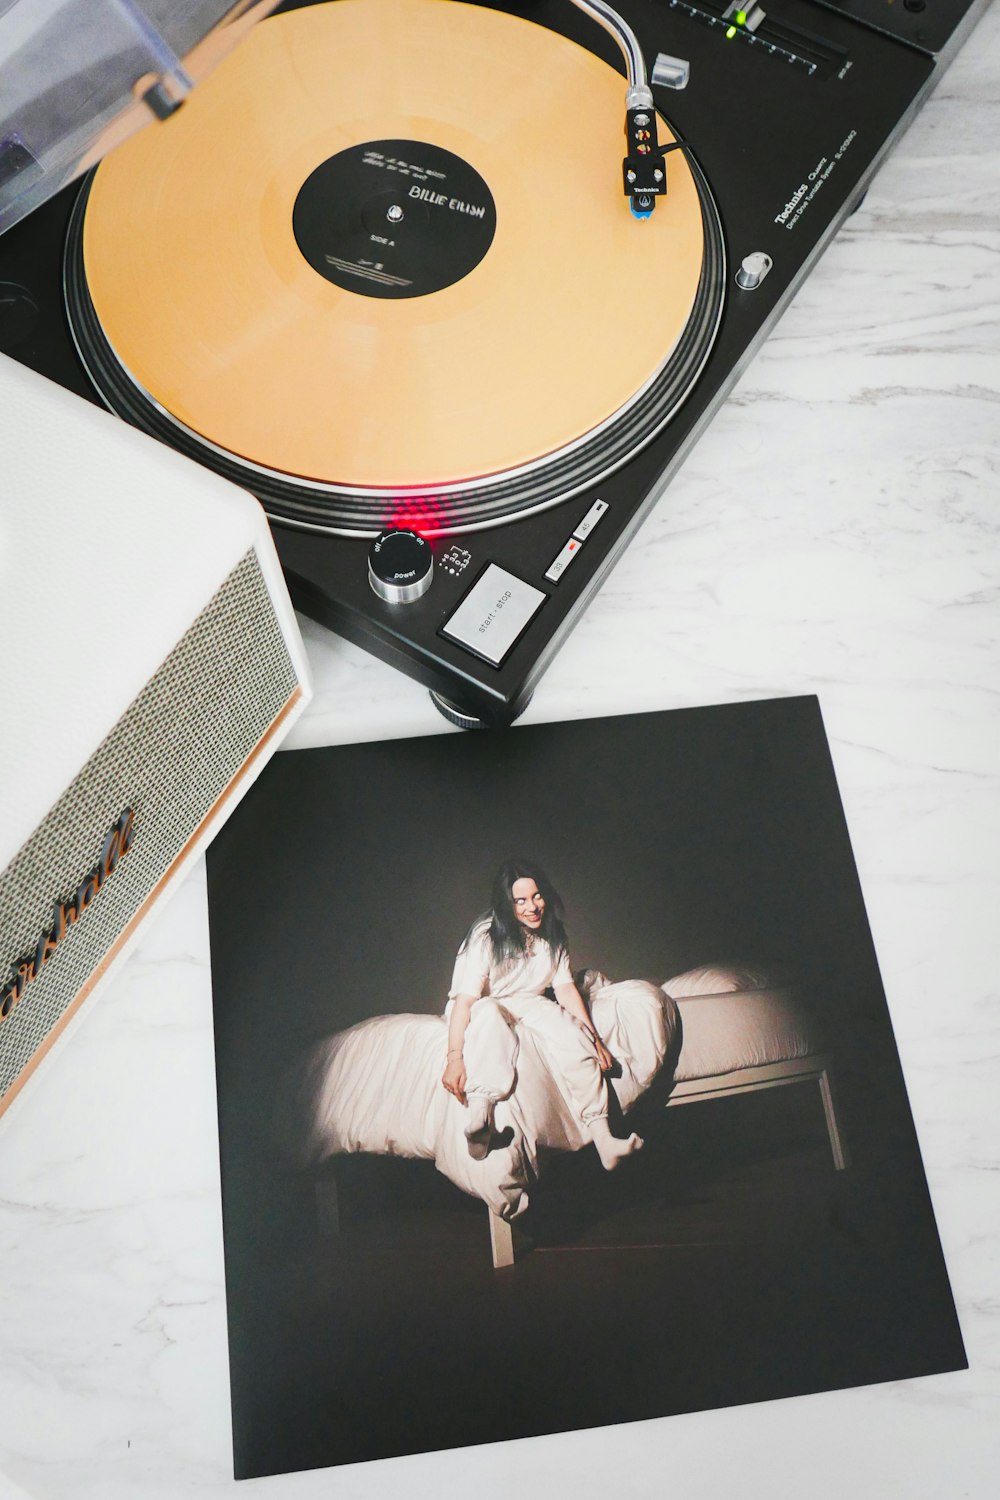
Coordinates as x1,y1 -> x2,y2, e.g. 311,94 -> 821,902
79,0 -> 709,500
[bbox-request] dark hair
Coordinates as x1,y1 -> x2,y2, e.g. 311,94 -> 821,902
474,858 -> 567,971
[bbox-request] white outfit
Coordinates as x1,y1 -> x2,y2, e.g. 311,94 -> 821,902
447,921 -> 608,1124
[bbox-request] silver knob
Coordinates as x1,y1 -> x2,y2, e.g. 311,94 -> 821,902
735,251 -> 773,291
368,529 -> 433,604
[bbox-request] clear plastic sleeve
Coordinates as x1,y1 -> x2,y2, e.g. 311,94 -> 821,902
0,0 -> 278,234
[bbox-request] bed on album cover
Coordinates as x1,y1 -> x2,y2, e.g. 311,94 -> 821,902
289,965 -> 848,1268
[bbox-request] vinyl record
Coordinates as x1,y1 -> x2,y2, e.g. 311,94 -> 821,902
67,0 -> 724,534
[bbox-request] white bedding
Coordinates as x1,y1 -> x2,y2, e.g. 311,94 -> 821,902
291,972 -> 820,1221
671,987 -> 814,1082
293,976 -> 678,1221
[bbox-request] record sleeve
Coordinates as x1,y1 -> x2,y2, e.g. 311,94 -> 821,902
205,698 -> 965,1479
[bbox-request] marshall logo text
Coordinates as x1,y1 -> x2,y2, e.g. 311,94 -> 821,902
0,808 -> 135,1024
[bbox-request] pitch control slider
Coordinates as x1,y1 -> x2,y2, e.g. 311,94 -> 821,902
665,0 -> 846,80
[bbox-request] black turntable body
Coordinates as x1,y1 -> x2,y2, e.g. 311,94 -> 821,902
0,0 -> 987,726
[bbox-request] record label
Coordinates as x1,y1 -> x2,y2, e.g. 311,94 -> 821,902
293,140 -> 497,299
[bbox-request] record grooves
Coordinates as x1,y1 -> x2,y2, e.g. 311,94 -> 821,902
3,0 -> 968,725
63,158 -> 724,538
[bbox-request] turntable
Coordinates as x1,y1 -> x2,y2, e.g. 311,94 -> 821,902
0,0 -> 988,725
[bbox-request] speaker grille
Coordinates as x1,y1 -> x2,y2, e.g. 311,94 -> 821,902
0,547 -> 298,1109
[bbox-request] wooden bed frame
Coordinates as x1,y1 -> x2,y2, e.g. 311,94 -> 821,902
487,1052 -> 849,1268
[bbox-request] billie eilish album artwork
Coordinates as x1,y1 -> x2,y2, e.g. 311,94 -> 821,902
205,698 -> 965,1480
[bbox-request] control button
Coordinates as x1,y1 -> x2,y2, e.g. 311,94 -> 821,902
651,54 -> 690,91
441,564 -> 545,666
545,537 -> 583,583
573,498 -> 609,541
735,251 -> 773,291
368,528 -> 433,604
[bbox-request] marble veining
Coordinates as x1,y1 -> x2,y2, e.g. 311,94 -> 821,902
1,6 -> 998,1496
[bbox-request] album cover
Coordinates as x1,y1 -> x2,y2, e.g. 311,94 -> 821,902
205,697 -> 965,1480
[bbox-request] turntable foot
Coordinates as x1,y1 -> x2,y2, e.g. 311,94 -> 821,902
429,691 -> 532,731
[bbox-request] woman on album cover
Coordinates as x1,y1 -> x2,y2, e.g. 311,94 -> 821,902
441,858 -> 644,1169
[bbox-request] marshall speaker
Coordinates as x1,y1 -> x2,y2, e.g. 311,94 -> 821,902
0,353 -> 311,1118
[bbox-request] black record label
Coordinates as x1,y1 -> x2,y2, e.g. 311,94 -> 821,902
293,140 -> 497,299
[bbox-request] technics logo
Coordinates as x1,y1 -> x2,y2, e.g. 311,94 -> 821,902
775,183 -> 808,225
0,808 -> 135,1024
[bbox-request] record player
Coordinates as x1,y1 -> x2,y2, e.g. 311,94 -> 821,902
0,0 -> 988,726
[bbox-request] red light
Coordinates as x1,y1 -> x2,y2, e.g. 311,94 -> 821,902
384,495 -> 453,537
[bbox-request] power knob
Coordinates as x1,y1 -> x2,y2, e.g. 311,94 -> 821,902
368,528 -> 433,604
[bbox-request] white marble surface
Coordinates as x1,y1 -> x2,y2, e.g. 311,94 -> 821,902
2,7 -> 999,1497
